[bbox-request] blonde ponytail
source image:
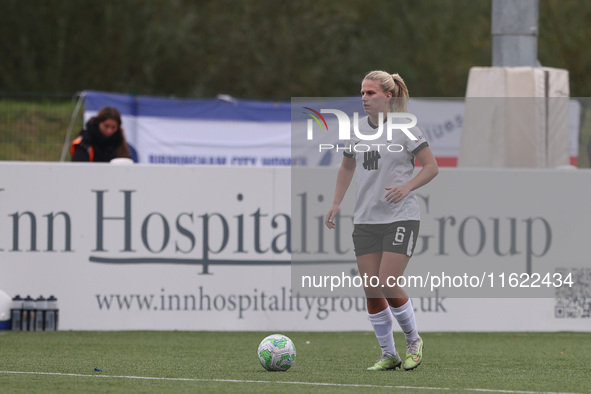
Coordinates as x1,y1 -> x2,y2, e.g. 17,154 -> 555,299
391,73 -> 409,112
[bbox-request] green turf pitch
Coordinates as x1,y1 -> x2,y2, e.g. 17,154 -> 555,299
0,331 -> 589,393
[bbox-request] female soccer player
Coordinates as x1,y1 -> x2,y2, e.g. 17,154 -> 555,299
325,70 -> 438,371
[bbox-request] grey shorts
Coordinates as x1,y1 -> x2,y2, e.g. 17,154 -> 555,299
352,220 -> 420,257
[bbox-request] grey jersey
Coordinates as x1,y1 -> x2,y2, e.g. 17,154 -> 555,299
343,115 -> 428,224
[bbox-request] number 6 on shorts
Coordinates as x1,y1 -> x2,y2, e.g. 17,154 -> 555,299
395,226 -> 406,243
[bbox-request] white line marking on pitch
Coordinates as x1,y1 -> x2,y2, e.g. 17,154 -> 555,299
0,371 -> 581,394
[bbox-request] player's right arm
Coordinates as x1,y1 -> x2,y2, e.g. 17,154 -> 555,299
325,155 -> 356,229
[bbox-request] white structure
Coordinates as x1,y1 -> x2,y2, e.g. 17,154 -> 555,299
459,66 -> 570,168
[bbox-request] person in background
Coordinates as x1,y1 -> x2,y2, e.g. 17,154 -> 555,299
71,106 -> 131,162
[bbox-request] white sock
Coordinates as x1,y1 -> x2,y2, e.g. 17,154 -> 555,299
368,308 -> 397,356
390,299 -> 420,344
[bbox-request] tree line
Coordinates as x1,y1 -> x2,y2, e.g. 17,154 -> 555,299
1,0 -> 589,99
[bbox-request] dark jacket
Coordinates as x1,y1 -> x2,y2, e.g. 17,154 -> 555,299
71,120 -> 130,162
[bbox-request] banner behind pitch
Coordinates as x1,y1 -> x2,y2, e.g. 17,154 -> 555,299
83,91 -> 581,167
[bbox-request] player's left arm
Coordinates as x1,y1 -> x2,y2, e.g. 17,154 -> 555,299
385,146 -> 439,203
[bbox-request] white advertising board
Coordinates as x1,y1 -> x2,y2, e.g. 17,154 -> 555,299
0,163 -> 589,331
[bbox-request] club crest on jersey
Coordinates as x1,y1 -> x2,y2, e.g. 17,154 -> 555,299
362,151 -> 381,170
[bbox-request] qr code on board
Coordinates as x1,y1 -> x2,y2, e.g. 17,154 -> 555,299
554,268 -> 591,319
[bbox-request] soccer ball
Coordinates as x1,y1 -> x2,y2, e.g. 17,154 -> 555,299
257,334 -> 296,371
